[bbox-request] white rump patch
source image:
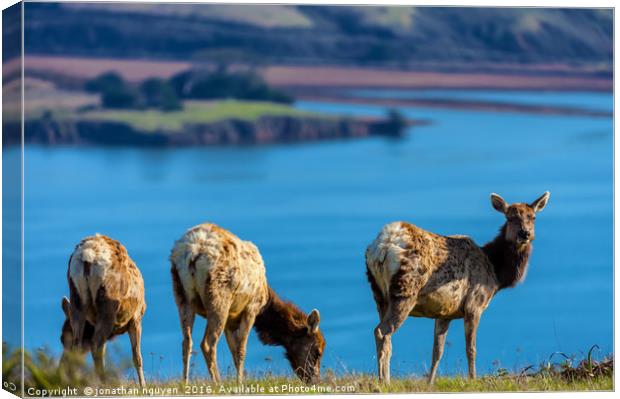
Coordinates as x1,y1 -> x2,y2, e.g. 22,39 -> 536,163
170,224 -> 227,301
69,234 -> 114,306
366,222 -> 410,296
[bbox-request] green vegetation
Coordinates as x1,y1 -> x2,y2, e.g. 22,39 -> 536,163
84,72 -> 126,94
83,67 -> 292,115
80,100 -> 319,132
140,78 -> 182,111
170,68 -> 293,104
85,72 -> 141,109
2,344 -> 129,397
85,72 -> 182,111
3,344 -> 612,395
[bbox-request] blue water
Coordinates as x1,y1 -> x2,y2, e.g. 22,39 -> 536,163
351,89 -> 613,112
20,91 -> 613,382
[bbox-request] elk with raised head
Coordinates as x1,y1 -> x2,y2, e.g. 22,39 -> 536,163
60,234 -> 146,386
365,192 -> 550,384
170,223 -> 325,383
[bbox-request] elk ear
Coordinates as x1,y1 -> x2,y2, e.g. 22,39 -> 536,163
490,193 -> 508,214
307,309 -> 320,334
61,296 -> 70,317
530,191 -> 550,213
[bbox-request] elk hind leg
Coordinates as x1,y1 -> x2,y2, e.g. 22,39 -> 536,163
201,306 -> 229,382
172,267 -> 195,384
225,309 -> 258,382
375,295 -> 417,384
128,318 -> 146,387
178,308 -> 195,384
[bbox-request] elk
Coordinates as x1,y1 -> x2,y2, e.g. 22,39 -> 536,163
60,234 -> 146,387
170,223 -> 325,384
365,192 -> 550,384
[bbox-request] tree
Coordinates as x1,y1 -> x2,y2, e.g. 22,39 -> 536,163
85,72 -> 139,109
140,78 -> 182,111
101,86 -> 138,109
169,69 -> 294,104
84,72 -> 125,93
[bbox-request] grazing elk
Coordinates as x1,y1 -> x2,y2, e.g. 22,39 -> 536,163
61,234 -> 146,386
170,223 -> 325,384
366,192 -> 550,384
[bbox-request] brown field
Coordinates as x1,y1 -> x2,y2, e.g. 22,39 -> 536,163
24,56 -> 192,81
23,55 -> 612,92
265,65 -> 612,92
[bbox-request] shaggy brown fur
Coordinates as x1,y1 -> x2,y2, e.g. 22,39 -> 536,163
254,287 -> 326,381
170,223 -> 325,383
365,192 -> 549,384
61,235 -> 146,387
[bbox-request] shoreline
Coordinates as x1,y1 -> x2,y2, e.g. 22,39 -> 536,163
3,114 -> 415,147
294,93 -> 612,118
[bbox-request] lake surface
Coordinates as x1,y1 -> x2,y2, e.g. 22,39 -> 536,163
351,89 -> 614,112
18,90 -> 613,382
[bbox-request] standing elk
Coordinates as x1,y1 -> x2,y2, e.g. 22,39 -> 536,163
170,223 -> 325,384
60,234 -> 146,387
366,192 -> 550,384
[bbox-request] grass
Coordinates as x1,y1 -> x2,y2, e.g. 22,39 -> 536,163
95,373 -> 613,395
3,344 -> 613,395
79,100 -> 322,132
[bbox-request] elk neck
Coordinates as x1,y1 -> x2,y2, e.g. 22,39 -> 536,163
482,223 -> 532,290
253,287 -> 308,351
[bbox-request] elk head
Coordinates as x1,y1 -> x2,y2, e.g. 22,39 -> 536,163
285,309 -> 325,384
490,191 -> 550,247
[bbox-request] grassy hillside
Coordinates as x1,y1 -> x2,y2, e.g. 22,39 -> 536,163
22,4 -> 612,68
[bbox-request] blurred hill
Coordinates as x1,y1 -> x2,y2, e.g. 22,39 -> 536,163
23,3 -> 612,70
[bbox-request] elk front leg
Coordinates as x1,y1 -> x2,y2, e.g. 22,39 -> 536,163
128,319 -> 146,387
92,297 -> 119,384
374,296 -> 416,384
68,281 -> 86,347
91,320 -> 115,384
464,312 -> 481,379
428,319 -> 451,384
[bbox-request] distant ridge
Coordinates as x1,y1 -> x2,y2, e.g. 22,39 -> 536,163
22,4 -> 612,69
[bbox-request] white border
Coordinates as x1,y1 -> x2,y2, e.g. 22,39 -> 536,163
0,1 -> 616,399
